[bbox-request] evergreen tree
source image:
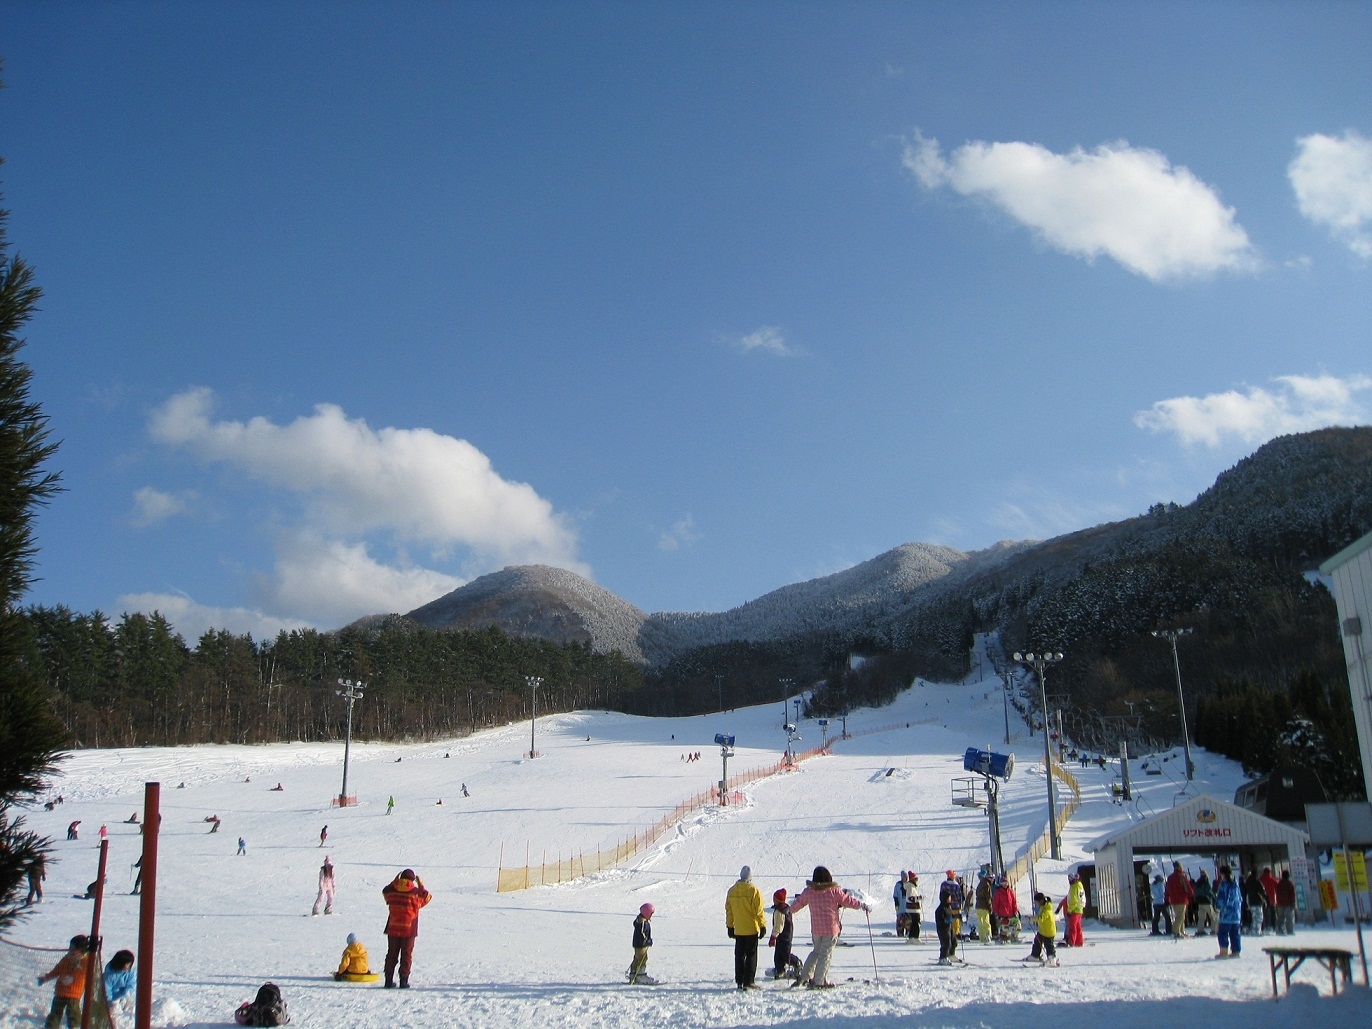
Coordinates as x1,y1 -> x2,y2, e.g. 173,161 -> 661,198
0,169 -> 65,930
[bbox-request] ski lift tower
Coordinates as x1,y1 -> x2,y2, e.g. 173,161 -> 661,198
953,747 -> 1015,877
715,733 -> 735,807
335,678 -> 365,806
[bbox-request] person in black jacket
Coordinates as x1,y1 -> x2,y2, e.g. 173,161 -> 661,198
1241,869 -> 1267,933
934,893 -> 960,965
627,903 -> 654,984
768,889 -> 799,980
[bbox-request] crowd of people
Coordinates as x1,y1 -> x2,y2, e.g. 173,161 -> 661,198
1143,861 -> 1297,948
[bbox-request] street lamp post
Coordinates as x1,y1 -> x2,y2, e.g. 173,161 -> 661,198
1152,628 -> 1195,781
335,678 -> 365,806
999,670 -> 1015,745
525,675 -> 543,759
1012,651 -> 1064,860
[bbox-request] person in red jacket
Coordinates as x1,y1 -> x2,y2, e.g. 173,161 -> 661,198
1274,869 -> 1297,935
381,868 -> 432,988
1258,867 -> 1280,935
1164,861 -> 1194,939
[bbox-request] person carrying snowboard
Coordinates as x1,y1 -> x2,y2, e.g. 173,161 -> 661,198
627,903 -> 654,984
381,868 -> 431,988
313,856 -> 335,916
725,866 -> 766,990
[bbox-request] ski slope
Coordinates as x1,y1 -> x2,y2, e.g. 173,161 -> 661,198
3,658 -> 1369,1028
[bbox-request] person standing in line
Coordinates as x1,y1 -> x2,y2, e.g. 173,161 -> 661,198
904,872 -> 922,941
626,903 -> 654,984
788,865 -> 870,988
1242,868 -> 1266,935
313,856 -> 336,916
893,872 -> 908,937
37,934 -> 90,1029
974,870 -> 994,945
934,892 -> 960,965
1149,874 -> 1171,935
381,868 -> 432,988
1259,867 -> 1280,934
1214,865 -> 1243,958
937,870 -> 964,939
1275,870 -> 1297,935
1058,873 -> 1085,947
1164,861 -> 1193,939
725,865 -> 767,990
1192,870 -> 1217,936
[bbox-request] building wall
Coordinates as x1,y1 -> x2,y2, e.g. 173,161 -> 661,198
1320,532 -> 1372,799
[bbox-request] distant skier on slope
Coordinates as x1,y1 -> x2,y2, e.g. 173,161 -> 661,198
313,856 -> 335,916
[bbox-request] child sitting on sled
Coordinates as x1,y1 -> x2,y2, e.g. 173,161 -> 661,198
334,933 -> 371,980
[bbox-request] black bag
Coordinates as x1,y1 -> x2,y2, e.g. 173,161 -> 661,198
235,982 -> 289,1026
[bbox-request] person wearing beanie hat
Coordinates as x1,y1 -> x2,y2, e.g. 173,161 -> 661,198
767,888 -> 800,980
938,871 -> 965,940
903,872 -> 923,942
627,903 -> 655,984
789,866 -> 872,987
381,868 -> 431,988
335,932 -> 372,980
726,866 -> 767,989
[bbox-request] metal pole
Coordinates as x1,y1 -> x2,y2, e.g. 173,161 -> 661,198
526,676 -> 542,758
1015,651 -> 1062,861
135,782 -> 160,1029
335,679 -> 364,804
1154,629 -> 1195,781
80,839 -> 110,1029
1001,671 -> 1013,745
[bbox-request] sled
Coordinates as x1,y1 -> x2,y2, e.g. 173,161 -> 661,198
333,971 -> 381,983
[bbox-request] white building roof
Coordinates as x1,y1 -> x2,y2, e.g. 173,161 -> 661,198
1086,793 -> 1309,853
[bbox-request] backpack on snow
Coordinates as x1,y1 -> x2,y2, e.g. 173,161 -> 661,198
234,982 -> 289,1026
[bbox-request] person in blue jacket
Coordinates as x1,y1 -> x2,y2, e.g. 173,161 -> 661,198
104,949 -> 136,1022
1214,865 -> 1243,958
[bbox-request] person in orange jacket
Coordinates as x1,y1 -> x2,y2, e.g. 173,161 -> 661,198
37,934 -> 90,1028
381,869 -> 432,988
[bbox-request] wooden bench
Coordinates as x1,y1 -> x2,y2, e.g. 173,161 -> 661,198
1262,946 -> 1354,998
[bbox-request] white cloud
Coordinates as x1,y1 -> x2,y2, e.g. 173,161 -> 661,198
904,132 -> 1257,280
734,327 -> 792,356
658,515 -> 701,552
149,388 -> 582,568
1134,373 -> 1372,447
138,389 -> 587,636
1289,130 -> 1372,258
131,486 -> 189,526
114,591 -> 314,644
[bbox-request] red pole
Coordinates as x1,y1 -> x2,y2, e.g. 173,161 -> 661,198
135,782 -> 160,1029
80,839 -> 110,1029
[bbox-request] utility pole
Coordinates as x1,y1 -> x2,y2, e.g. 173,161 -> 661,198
335,678 -> 365,805
1152,628 -> 1195,781
1012,651 -> 1064,860
525,675 -> 543,759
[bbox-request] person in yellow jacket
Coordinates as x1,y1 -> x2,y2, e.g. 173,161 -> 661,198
725,865 -> 767,990
1025,893 -> 1059,966
333,933 -> 371,980
1057,873 -> 1086,946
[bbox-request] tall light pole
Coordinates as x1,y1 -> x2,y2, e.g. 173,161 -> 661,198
999,669 -> 1015,745
1012,651 -> 1063,860
1152,628 -> 1195,781
335,678 -> 365,806
779,677 -> 793,727
525,675 -> 543,759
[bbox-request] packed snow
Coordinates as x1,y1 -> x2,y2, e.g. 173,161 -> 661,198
3,646 -> 1369,1028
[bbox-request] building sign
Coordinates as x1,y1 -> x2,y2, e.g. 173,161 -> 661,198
1333,850 -> 1368,891
1182,827 -> 1232,839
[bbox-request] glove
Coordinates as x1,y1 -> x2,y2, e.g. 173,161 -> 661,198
727,928 -> 735,939
768,936 -> 776,947
759,930 -> 767,940
862,902 -> 874,913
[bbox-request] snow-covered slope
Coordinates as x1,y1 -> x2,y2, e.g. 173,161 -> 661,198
4,656 -> 1367,1028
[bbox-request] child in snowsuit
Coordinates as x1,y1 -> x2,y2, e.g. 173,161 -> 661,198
934,893 -> 959,964
1214,865 -> 1243,958
38,935 -> 90,1029
1028,893 -> 1059,965
313,856 -> 335,915
627,903 -> 654,984
103,950 -> 136,1027
334,933 -> 371,979
768,889 -> 798,979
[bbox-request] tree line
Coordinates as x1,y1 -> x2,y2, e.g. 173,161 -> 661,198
21,607 -> 644,749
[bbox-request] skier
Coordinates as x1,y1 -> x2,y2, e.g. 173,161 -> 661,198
1165,861 -> 1193,939
1027,893 -> 1059,966
767,889 -> 798,980
1058,873 -> 1085,946
320,825 -> 328,847
788,865 -> 870,988
1214,865 -> 1243,958
893,872 -> 908,936
974,869 -> 994,944
627,902 -> 654,984
386,796 -> 395,815
381,868 -> 432,988
937,870 -> 963,938
933,890 -> 962,965
237,837 -> 246,856
461,784 -> 469,798
313,856 -> 336,916
725,865 -> 766,990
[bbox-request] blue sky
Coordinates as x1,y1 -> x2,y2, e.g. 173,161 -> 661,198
4,2 -> 1370,642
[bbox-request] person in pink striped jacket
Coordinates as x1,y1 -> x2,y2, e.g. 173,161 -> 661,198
787,865 -> 871,988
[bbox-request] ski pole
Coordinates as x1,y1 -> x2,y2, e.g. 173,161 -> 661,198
865,910 -> 879,983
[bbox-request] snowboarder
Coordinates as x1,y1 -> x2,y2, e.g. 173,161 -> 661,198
768,888 -> 798,979
461,784 -> 469,798
319,825 -> 328,847
335,933 -> 371,979
237,837 -> 246,856
725,865 -> 766,989
313,856 -> 336,915
38,935 -> 90,1027
381,868 -> 431,988
788,865 -> 870,988
627,902 -> 654,984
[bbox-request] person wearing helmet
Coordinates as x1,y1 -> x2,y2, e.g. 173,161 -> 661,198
627,903 -> 655,984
